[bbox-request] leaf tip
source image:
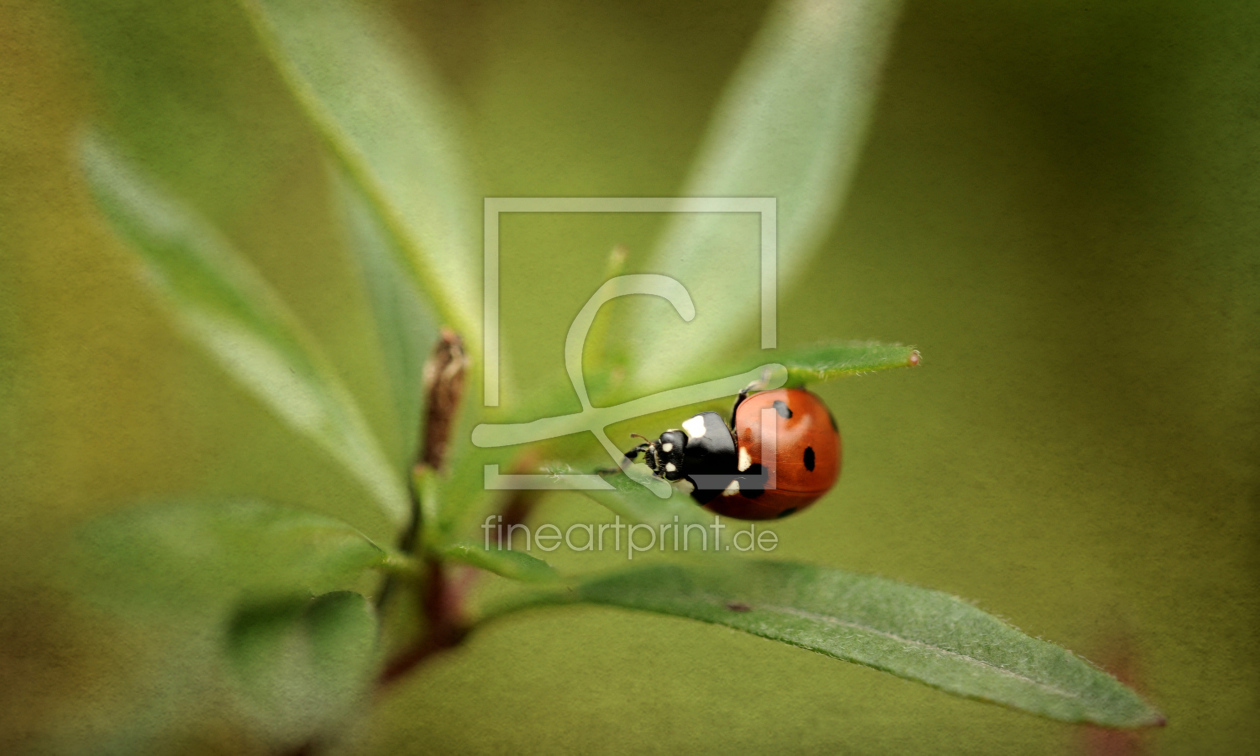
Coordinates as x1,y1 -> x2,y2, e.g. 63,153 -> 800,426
908,349 -> 922,367
1137,707 -> 1167,728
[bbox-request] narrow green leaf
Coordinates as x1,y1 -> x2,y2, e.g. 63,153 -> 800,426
378,549 -> 424,580
629,0 -> 903,386
71,499 -> 388,617
81,133 -> 410,528
778,340 -> 920,386
239,0 -> 481,349
544,463 -> 714,528
330,164 -> 438,466
226,591 -> 378,742
657,340 -> 920,393
483,561 -> 1164,728
441,541 -> 559,584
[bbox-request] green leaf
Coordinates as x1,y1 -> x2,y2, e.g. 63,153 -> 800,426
331,164 -> 438,465
239,0 -> 481,350
628,0 -> 903,386
544,463 -> 715,528
661,341 -> 920,394
226,591 -> 379,743
440,541 -> 559,584
777,341 -> 921,387
483,561 -> 1164,728
80,133 -> 410,529
72,499 -> 389,617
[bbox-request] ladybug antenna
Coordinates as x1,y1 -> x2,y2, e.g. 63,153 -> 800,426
629,433 -> 651,443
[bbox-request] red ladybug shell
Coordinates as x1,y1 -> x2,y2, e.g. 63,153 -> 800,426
703,388 -> 841,520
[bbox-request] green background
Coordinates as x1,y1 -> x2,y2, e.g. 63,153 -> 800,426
1,0 -> 1256,753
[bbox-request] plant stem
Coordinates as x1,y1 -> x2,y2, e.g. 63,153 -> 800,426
375,450 -> 544,690
375,329 -> 470,689
418,327 -> 467,472
377,556 -> 468,689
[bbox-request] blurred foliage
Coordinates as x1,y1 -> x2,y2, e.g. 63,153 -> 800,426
1,0 -> 1257,753
81,132 -> 411,528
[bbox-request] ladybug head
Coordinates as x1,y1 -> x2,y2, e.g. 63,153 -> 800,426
625,430 -> 687,481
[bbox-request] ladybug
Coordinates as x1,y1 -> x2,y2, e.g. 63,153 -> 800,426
622,383 -> 841,520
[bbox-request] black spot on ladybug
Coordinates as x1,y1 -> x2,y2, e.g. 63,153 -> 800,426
772,400 -> 792,419
726,602 -> 752,612
803,446 -> 815,471
828,410 -> 838,432
775,507 -> 797,519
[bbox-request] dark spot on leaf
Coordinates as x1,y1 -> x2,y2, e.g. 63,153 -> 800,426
803,446 -> 815,471
726,602 -> 751,612
773,400 -> 792,419
775,507 -> 797,519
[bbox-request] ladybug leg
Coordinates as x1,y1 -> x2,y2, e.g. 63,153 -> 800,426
602,442 -> 650,474
624,434 -> 656,466
730,367 -> 778,426
623,443 -> 650,461
729,379 -> 763,427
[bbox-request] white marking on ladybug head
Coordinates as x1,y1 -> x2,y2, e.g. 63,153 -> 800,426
681,415 -> 707,439
737,446 -> 752,472
665,462 -> 676,472
672,478 -> 695,493
722,479 -> 740,496
661,442 -> 673,452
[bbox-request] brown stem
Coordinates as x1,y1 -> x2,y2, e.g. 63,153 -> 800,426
375,330 -> 469,688
377,556 -> 468,690
500,450 -> 543,530
375,451 -> 544,691
418,327 -> 467,472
